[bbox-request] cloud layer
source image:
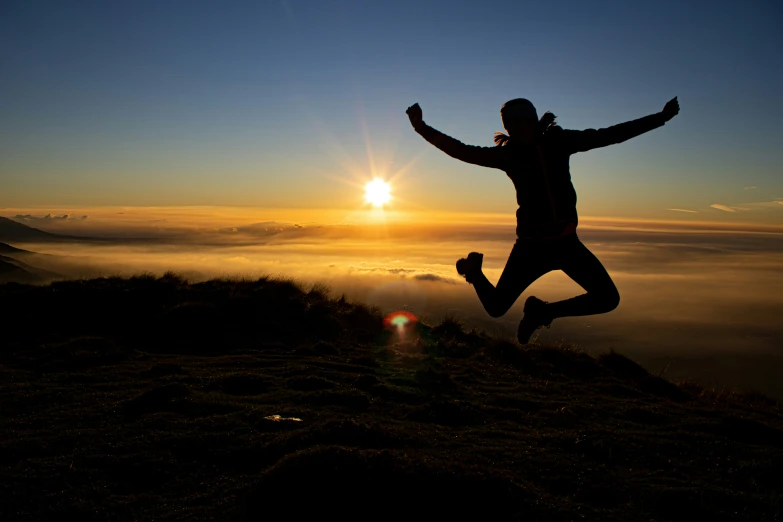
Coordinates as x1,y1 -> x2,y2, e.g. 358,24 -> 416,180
6,207 -> 781,396
15,213 -> 88,222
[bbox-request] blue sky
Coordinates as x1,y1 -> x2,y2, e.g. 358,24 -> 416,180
1,0 -> 781,222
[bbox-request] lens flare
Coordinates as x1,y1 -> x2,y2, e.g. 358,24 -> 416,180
383,310 -> 418,330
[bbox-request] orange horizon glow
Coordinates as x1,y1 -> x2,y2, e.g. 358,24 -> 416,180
3,205 -> 783,236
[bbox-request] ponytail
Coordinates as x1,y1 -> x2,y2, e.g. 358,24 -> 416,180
493,131 -> 511,146
494,111 -> 558,147
536,111 -> 557,135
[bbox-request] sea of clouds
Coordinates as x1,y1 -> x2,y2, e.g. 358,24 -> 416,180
5,207 -> 783,396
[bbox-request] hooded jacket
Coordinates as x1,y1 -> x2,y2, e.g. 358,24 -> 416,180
414,112 -> 667,239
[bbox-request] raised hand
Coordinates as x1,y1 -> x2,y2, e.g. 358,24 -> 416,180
662,96 -> 680,122
406,103 -> 423,128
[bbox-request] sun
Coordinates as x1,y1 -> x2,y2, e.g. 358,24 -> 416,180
364,178 -> 392,207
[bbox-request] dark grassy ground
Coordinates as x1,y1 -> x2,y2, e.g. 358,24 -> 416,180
1,274 -> 781,521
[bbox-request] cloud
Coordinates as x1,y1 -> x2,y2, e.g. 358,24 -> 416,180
710,204 -> 747,213
5,206 -> 782,249
10,211 -> 782,400
666,208 -> 698,213
751,200 -> 783,209
709,201 -> 783,213
413,273 -> 458,284
744,186 -> 758,190
14,213 -> 88,222
710,204 -> 736,213
349,266 -> 457,284
350,267 -> 417,275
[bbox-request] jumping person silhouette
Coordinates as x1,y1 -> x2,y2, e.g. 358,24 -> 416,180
407,96 -> 680,344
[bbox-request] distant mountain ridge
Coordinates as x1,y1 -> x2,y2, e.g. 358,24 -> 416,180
0,235 -> 63,283
0,253 -> 62,282
0,216 -> 59,242
0,258 -> 25,276
0,241 -> 33,255
0,258 -> 46,284
0,216 -> 155,244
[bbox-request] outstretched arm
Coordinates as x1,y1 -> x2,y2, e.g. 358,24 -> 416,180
406,103 -> 503,170
561,97 -> 680,154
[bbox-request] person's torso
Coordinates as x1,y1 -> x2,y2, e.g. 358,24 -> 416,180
500,134 -> 578,238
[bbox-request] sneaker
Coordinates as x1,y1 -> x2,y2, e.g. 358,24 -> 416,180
455,252 -> 483,283
517,296 -> 553,345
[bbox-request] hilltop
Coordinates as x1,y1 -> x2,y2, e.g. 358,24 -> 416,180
0,275 -> 781,521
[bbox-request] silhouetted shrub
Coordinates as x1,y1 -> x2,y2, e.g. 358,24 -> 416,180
431,317 -> 464,340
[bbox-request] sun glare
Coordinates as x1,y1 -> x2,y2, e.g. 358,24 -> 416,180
364,179 -> 392,208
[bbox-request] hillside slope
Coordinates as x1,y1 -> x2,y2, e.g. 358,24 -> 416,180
0,254 -> 62,283
0,216 -> 101,244
0,257 -> 57,284
0,258 -> 31,281
0,216 -> 60,242
0,275 -> 781,521
0,242 -> 32,255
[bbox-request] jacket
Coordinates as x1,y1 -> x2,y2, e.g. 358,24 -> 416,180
414,112 -> 667,238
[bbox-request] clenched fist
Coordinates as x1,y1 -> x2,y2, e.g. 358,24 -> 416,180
406,103 -> 423,128
662,97 -> 679,122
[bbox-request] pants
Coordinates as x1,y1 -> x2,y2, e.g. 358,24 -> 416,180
471,233 -> 620,320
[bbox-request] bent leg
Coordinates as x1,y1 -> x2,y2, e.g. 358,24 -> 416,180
472,242 -> 551,318
547,237 -> 620,319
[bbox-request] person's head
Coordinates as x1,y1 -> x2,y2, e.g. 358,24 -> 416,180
494,98 -> 556,146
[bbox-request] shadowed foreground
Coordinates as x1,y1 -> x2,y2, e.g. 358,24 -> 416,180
1,275 -> 781,521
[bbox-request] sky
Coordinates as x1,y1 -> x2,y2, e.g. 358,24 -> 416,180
1,1 -> 783,395
1,0 -> 782,223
